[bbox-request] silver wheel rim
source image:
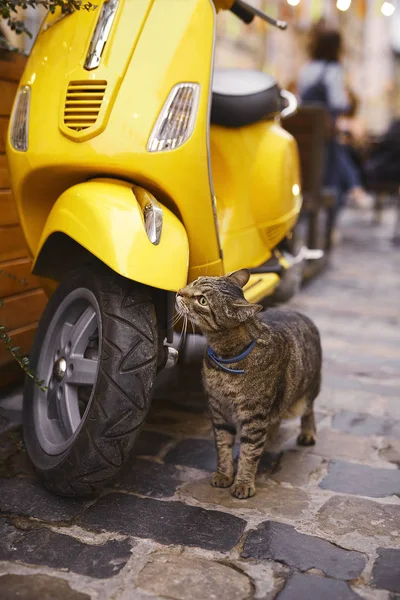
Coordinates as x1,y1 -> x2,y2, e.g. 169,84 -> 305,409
33,288 -> 101,455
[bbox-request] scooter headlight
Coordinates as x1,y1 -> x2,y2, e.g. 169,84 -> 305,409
147,83 -> 200,152
10,85 -> 31,152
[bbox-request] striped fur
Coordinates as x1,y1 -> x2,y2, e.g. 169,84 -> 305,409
177,269 -> 322,499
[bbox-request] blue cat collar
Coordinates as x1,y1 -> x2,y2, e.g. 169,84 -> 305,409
206,340 -> 257,375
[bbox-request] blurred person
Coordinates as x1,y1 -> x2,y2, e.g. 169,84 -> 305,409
298,22 -> 372,209
336,87 -> 367,147
336,87 -> 369,186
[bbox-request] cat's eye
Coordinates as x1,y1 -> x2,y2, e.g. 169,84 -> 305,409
197,296 -> 208,306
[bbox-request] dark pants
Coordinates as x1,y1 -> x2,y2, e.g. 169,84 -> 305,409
324,141 -> 362,208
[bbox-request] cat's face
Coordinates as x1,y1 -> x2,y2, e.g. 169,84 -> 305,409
176,269 -> 262,333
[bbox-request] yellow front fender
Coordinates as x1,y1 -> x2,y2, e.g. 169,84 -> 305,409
34,179 -> 189,292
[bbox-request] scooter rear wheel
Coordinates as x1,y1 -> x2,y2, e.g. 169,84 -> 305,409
23,265 -> 158,497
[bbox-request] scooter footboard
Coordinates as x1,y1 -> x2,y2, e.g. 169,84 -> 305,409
33,178 -> 189,292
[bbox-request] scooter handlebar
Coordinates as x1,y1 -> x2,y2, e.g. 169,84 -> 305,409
230,0 -> 287,30
230,0 -> 254,23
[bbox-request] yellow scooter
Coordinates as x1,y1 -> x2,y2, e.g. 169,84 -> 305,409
7,0 -> 302,495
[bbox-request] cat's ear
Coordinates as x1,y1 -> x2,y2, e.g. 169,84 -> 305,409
233,301 -> 263,322
227,269 -> 250,288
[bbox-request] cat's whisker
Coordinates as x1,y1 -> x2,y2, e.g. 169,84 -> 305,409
182,318 -> 189,353
169,309 -> 179,322
190,316 -> 196,337
188,316 -> 196,349
170,312 -> 182,327
177,314 -> 188,350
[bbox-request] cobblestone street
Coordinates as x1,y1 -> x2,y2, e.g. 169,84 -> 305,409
0,209 -> 399,600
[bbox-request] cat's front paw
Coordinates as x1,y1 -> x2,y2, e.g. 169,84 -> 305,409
230,482 -> 256,499
297,432 -> 316,446
211,472 -> 234,488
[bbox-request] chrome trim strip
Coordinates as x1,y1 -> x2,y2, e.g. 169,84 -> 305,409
143,198 -> 163,245
84,0 -> 119,71
283,247 -> 324,266
280,89 -> 298,119
206,0 -> 223,259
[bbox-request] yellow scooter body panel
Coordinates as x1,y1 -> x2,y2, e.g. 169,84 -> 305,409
7,0 -> 300,301
7,0 -> 222,283
243,273 -> 280,304
210,120 -> 301,273
35,179 -> 189,292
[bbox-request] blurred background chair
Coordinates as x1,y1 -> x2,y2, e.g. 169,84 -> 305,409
283,105 -> 337,279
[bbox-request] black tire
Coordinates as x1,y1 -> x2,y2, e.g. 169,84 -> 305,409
23,265 -> 158,497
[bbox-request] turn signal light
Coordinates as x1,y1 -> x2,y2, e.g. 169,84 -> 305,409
132,185 -> 163,245
10,85 -> 31,152
147,83 -> 200,152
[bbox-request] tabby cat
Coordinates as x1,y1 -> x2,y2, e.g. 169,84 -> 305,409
176,269 -> 322,499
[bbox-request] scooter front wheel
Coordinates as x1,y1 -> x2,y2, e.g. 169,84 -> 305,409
23,265 -> 158,497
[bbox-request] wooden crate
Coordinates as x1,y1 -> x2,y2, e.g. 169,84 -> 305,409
0,51 -> 47,389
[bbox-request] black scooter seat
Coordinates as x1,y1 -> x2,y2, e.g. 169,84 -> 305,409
211,68 -> 282,128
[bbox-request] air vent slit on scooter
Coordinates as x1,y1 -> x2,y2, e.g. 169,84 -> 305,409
64,80 -> 107,132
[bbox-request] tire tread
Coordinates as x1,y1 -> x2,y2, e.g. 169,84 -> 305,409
23,265 -> 158,497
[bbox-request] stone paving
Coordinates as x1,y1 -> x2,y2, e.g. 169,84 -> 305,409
0,208 -> 399,600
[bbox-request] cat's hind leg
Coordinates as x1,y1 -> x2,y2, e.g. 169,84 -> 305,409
267,421 -> 280,441
297,377 -> 320,446
297,407 -> 317,446
209,398 -> 236,488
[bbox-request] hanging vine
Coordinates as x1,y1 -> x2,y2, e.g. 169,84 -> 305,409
0,1 -> 96,50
